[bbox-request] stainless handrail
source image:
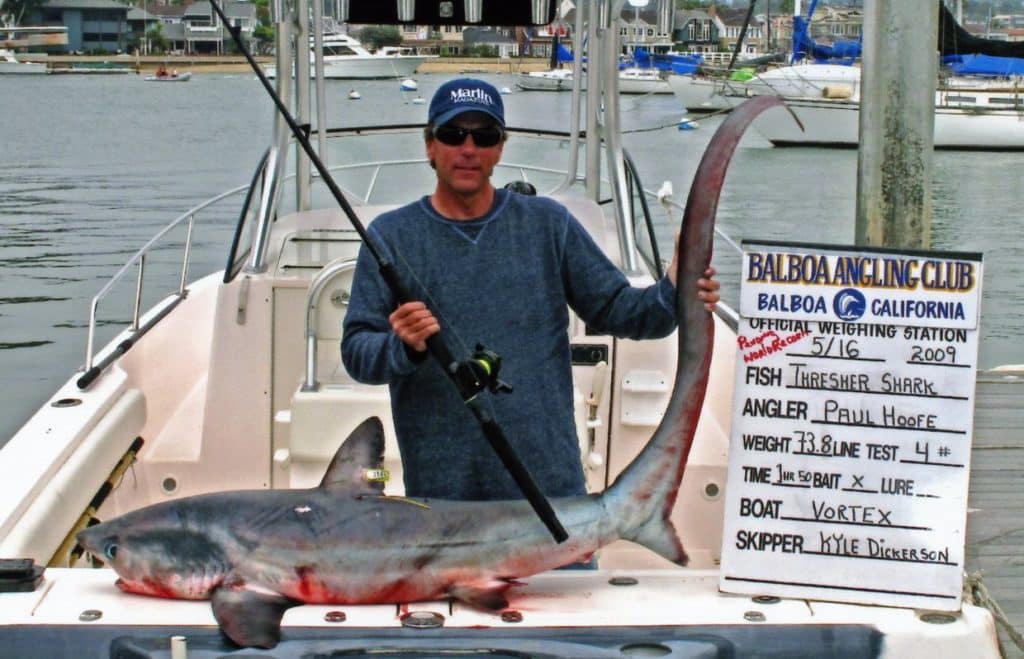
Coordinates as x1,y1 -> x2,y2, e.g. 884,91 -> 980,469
302,257 -> 357,391
551,0 -> 586,194
80,126 -> 746,377
83,185 -> 252,372
247,136 -> 289,274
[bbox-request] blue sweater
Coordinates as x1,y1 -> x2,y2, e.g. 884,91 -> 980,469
341,189 -> 677,501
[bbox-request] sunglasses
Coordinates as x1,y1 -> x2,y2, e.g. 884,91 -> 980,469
432,124 -> 505,148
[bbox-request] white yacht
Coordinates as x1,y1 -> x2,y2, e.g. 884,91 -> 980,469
514,67 -> 574,91
516,67 -> 670,94
267,28 -> 435,80
721,64 -> 1024,150
0,25 -> 66,74
668,63 -> 861,114
0,48 -> 47,74
617,66 -> 671,94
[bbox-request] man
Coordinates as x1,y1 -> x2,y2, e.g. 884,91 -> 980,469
342,78 -> 719,502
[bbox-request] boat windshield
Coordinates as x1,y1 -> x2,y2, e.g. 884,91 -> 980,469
324,45 -> 359,56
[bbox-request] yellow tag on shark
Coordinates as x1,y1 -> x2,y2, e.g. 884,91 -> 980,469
364,468 -> 389,483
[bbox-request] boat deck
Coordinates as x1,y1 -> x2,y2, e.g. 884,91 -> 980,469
2,568 -> 1001,657
967,369 -> 1024,657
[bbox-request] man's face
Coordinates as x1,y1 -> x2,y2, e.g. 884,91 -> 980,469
426,112 -> 504,199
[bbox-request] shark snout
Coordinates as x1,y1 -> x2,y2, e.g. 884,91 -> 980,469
76,524 -> 115,563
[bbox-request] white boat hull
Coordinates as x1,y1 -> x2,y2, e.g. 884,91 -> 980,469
617,79 -> 670,94
0,60 -> 47,74
268,56 -> 432,80
669,64 -> 862,113
144,72 -> 192,82
667,74 -> 734,112
750,94 -> 1024,150
515,70 -> 574,91
617,69 -> 671,95
517,67 -> 670,95
746,63 -> 862,99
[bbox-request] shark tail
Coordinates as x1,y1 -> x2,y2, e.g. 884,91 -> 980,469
604,97 -> 788,566
619,501 -> 690,566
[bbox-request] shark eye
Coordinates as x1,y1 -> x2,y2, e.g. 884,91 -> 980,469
103,542 -> 119,560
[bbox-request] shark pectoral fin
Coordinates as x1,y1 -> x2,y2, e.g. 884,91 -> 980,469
319,416 -> 388,494
449,580 -> 512,610
211,584 -> 298,649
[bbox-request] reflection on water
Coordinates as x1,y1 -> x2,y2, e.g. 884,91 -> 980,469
1,73 -> 1022,443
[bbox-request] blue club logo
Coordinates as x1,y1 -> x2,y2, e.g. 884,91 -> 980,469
833,288 -> 866,321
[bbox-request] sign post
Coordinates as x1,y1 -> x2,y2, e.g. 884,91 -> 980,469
719,240 -> 983,610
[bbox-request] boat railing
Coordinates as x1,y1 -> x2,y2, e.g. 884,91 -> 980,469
76,182 -> 258,389
77,125 -> 742,389
302,257 -> 357,391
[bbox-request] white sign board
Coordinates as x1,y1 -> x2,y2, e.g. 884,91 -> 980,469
719,241 -> 983,611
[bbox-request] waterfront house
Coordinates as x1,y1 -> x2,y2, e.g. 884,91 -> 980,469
673,9 -> 719,56
618,5 -> 673,56
34,0 -> 131,54
461,26 -> 518,59
127,3 -> 186,54
708,5 -> 767,60
176,0 -> 257,55
32,0 -> 254,55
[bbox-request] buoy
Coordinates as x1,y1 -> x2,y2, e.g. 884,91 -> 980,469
677,117 -> 699,131
348,90 -> 361,100
400,78 -> 418,91
500,87 -> 512,95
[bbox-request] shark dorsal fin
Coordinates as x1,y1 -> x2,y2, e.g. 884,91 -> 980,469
318,417 -> 387,493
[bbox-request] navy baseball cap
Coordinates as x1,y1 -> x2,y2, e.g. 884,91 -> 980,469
428,78 -> 505,128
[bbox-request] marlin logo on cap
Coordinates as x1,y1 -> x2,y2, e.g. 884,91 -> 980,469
428,77 -> 505,127
450,87 -> 494,107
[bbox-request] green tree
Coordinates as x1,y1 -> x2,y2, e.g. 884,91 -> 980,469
1,0 -> 45,25
357,26 -> 402,50
254,24 -> 274,52
466,44 -> 498,58
147,22 -> 168,54
250,0 -> 274,54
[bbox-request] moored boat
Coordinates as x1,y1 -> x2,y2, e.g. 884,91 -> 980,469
735,1 -> 1024,150
515,67 -> 670,94
0,48 -> 47,74
514,67 -> 574,91
617,66 -> 671,94
144,71 -> 192,82
0,26 -> 66,74
742,86 -> 1024,150
669,62 -> 860,114
266,20 -> 435,80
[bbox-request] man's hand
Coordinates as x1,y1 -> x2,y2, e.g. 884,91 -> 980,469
697,267 -> 720,312
390,301 -> 441,353
667,232 -> 721,312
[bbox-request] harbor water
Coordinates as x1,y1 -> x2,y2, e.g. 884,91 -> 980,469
2,72 -> 1023,443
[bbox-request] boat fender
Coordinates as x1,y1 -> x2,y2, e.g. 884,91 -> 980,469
822,84 -> 853,99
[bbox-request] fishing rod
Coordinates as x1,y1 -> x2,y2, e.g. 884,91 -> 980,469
208,1 -> 568,543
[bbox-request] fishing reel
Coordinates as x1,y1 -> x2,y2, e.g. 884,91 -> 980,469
450,344 -> 513,401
